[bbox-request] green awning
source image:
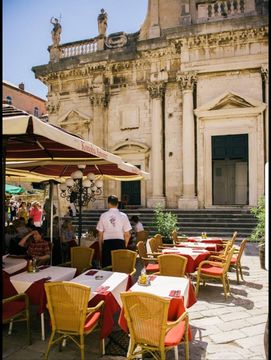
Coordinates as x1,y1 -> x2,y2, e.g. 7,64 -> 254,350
5,184 -> 25,194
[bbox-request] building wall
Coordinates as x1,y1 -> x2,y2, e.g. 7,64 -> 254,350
3,82 -> 47,118
32,0 -> 268,209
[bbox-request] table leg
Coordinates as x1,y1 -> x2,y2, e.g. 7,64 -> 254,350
41,313 -> 45,341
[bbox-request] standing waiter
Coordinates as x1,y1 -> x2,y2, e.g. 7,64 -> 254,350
96,195 -> 132,267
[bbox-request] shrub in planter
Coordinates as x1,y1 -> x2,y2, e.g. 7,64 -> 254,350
249,197 -> 265,269
153,205 -> 179,244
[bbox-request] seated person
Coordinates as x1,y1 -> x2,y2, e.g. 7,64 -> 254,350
18,229 -> 51,266
60,219 -> 77,262
128,215 -> 144,250
13,218 -> 32,237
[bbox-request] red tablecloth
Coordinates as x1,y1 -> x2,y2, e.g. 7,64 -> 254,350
188,237 -> 223,244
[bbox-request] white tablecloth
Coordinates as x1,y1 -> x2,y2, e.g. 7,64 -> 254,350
10,266 -> 77,294
70,269 -> 128,306
130,275 -> 190,307
162,247 -> 209,260
2,257 -> 27,275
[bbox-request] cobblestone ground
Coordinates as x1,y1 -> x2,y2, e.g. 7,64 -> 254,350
3,243 -> 268,360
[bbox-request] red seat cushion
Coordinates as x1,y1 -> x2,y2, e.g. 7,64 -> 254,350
84,311 -> 101,332
230,256 -> 237,264
200,265 -> 223,275
3,301 -> 26,321
146,263 -> 159,272
165,320 -> 186,346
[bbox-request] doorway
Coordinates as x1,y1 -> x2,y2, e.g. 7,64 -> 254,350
121,180 -> 141,207
212,134 -> 248,205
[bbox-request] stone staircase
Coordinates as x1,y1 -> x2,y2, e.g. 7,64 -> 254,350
71,208 -> 258,240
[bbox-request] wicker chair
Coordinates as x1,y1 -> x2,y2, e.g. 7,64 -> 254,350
220,231 -> 238,249
149,237 -> 162,254
2,293 -> 31,345
196,247 -> 235,299
107,249 -> 137,276
61,247 -> 94,275
136,241 -> 159,274
44,282 -> 104,360
171,230 -> 188,244
208,240 -> 233,262
136,230 -> 149,244
154,254 -> 188,277
230,239 -> 247,284
120,291 -> 189,360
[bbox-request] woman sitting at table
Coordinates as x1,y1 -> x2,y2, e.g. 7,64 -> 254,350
18,228 -> 51,266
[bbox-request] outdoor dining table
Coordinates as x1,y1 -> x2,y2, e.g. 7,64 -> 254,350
69,269 -> 132,339
118,274 -> 197,341
161,247 -> 211,273
187,236 -> 223,244
175,242 -> 217,251
2,255 -> 27,275
9,265 -> 77,340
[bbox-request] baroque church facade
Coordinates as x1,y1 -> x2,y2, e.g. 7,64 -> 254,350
33,0 -> 268,210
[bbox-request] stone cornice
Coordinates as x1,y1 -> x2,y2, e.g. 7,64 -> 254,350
147,81 -> 166,99
139,44 -> 179,59
177,72 -> 198,91
173,26 -> 268,49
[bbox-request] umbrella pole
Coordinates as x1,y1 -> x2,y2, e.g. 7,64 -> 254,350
49,180 -> 54,265
78,178 -> 83,246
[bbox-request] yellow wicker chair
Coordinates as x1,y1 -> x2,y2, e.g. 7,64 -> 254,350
120,291 -> 189,360
149,237 -> 162,254
136,241 -> 159,274
208,240 -> 233,262
220,231 -> 238,249
154,254 -> 188,277
136,230 -> 149,244
171,230 -> 188,244
61,247 -> 94,275
2,293 -> 31,345
105,249 -> 137,276
196,247 -> 235,299
230,239 -> 247,284
44,282 -> 104,360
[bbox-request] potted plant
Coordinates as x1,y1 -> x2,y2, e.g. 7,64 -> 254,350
249,197 -> 265,269
153,205 -> 179,244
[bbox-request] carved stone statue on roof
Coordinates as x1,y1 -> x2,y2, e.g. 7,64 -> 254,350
50,17 -> 62,46
97,8 -> 108,36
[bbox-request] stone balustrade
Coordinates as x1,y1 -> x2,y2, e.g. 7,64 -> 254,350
197,0 -> 249,20
60,38 -> 98,58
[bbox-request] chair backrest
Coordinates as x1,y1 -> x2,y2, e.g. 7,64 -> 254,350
136,241 -> 151,268
231,231 -> 238,245
236,239 -> 247,262
149,237 -> 158,253
154,234 -> 163,247
120,291 -> 170,348
111,249 -> 137,274
45,282 -> 90,333
158,254 -> 188,277
171,230 -> 178,243
136,230 -> 149,244
222,247 -> 235,274
71,247 -> 94,274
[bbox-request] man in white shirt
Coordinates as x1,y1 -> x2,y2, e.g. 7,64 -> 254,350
96,195 -> 132,267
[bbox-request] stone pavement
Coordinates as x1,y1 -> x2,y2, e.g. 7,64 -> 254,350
3,242 -> 268,360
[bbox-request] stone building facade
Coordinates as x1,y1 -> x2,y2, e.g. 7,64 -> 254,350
32,0 -> 268,209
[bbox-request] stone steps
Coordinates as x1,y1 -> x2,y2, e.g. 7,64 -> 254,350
71,208 -> 257,239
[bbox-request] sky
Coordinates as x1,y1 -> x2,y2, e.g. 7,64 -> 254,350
3,0 -> 148,100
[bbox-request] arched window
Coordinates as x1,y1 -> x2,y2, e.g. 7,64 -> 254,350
6,96 -> 12,105
34,107 -> 39,117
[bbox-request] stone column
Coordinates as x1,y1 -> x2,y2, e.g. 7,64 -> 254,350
177,72 -> 198,209
89,92 -> 109,148
261,66 -> 268,162
147,81 -> 166,208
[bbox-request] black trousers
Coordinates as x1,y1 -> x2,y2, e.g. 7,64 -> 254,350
102,239 -> 125,268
